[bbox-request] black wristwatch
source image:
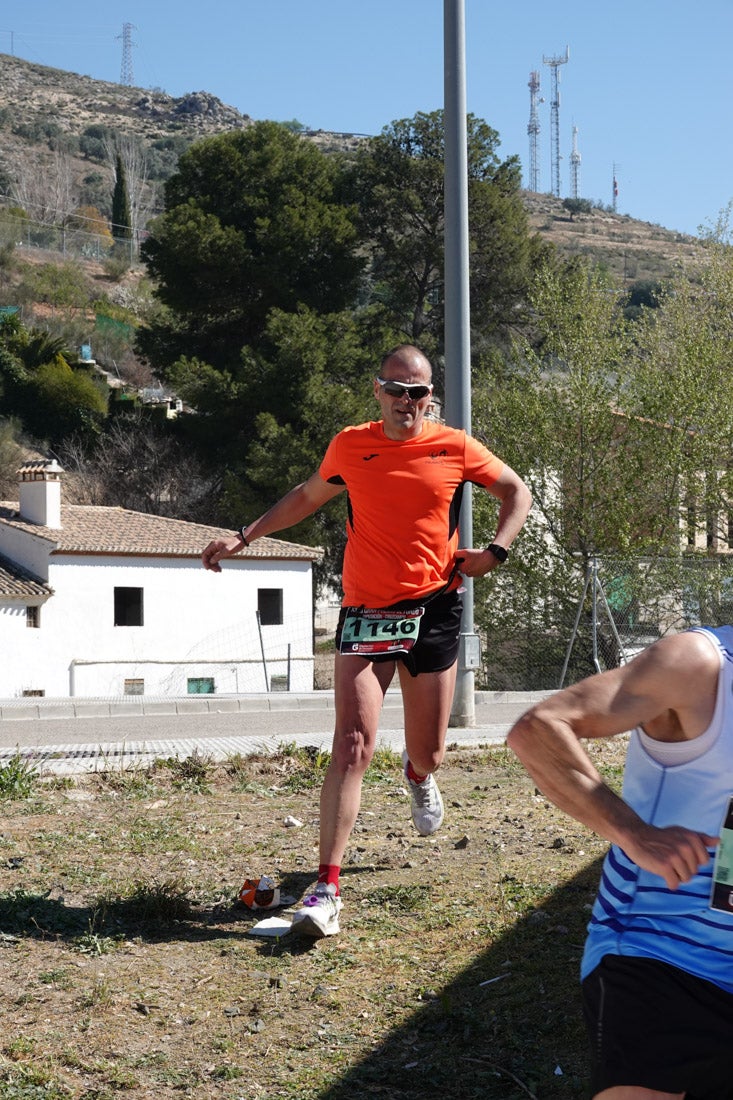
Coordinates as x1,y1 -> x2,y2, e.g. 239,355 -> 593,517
486,543 -> 508,563
237,526 -> 250,546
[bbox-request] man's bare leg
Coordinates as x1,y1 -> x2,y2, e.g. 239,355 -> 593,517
399,662 -> 458,775
318,653 -> 395,867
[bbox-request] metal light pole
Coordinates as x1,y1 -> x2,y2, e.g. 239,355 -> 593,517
444,0 -> 478,726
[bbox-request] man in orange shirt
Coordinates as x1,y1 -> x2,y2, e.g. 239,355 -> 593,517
202,344 -> 532,937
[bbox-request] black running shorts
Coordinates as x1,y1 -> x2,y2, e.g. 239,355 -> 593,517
582,954 -> 733,1099
335,588 -> 463,678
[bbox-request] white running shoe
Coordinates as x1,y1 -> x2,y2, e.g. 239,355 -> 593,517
290,883 -> 343,938
402,750 -> 445,836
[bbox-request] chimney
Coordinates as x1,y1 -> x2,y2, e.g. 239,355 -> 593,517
18,460 -> 63,529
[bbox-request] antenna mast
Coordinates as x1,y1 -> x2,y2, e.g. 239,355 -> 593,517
542,46 -> 569,197
118,22 -> 136,86
612,163 -> 619,212
570,124 -> 581,199
527,70 -> 541,192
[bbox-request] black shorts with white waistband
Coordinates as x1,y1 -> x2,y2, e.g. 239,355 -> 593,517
334,588 -> 463,678
582,954 -> 733,1099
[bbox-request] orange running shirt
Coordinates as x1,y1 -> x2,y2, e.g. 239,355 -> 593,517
319,419 -> 505,607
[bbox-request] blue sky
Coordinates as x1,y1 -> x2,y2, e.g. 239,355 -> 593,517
1,1 -> 731,238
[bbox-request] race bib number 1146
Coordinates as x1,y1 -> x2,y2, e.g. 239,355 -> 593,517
339,606 -> 424,656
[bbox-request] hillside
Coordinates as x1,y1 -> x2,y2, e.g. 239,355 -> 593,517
523,192 -> 702,285
0,52 -> 703,286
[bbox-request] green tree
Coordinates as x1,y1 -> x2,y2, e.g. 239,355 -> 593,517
30,359 -> 108,445
138,122 -> 364,374
469,259 -> 652,688
0,316 -> 107,447
511,261 -> 653,558
344,110 -> 550,365
111,153 -> 132,241
13,330 -> 73,370
469,235 -> 733,688
562,197 -> 592,219
628,232 -> 733,552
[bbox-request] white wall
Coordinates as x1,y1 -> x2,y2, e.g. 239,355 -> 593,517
0,553 -> 315,698
0,526 -> 53,579
0,602 -> 48,697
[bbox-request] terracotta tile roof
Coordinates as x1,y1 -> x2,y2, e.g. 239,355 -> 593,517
0,503 -> 321,561
0,552 -> 53,599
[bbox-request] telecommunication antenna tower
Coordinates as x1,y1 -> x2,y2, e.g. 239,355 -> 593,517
118,22 -> 136,87
612,163 -> 619,212
527,70 -> 541,192
542,45 -> 569,197
570,124 -> 581,199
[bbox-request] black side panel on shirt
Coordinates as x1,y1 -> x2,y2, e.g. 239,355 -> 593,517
448,481 -> 466,540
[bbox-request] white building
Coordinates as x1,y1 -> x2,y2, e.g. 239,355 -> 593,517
0,461 -> 320,699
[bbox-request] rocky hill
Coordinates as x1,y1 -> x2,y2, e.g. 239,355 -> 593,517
0,52 -> 252,149
0,51 -> 703,285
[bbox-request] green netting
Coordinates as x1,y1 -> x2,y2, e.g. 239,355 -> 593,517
95,313 -> 134,339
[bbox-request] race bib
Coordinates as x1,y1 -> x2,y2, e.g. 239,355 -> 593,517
339,606 -> 424,656
710,795 -> 733,913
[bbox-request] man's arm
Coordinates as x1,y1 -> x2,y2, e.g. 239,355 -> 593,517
457,463 -> 533,578
506,632 -> 720,889
202,471 -> 345,572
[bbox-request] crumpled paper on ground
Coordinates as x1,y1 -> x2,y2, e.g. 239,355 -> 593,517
238,874 -> 281,910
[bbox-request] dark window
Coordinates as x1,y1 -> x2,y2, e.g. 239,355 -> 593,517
26,605 -> 40,628
114,587 -> 144,626
258,588 -> 283,626
187,677 -> 215,694
22,688 -> 44,697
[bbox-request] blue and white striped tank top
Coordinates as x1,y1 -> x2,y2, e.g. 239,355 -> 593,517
582,626 -> 733,992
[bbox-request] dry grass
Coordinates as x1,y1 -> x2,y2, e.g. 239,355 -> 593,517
0,741 -> 627,1099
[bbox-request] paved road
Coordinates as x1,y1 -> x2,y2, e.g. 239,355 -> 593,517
0,690 -> 549,775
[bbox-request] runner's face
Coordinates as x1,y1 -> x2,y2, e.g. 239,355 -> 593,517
374,358 -> 433,439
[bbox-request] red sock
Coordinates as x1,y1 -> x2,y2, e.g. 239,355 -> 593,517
317,864 -> 341,895
406,760 -> 428,784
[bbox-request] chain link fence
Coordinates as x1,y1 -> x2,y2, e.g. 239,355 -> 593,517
476,556 -> 733,691
0,206 -> 141,265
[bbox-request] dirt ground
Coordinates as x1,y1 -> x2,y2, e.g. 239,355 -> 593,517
0,740 -> 628,1100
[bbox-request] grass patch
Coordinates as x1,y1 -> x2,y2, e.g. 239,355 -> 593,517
96,878 -> 196,926
92,766 -> 160,798
367,883 -> 430,912
0,1064 -> 70,1099
0,753 -> 38,800
278,743 -> 331,792
162,748 -> 213,792
0,745 -> 622,1098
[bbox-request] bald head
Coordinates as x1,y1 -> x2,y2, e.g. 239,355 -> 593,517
380,345 -> 432,382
